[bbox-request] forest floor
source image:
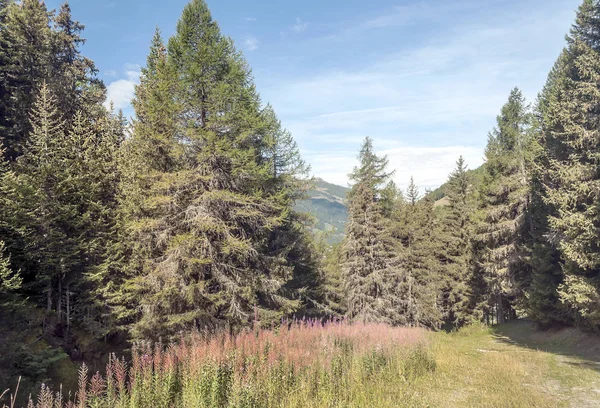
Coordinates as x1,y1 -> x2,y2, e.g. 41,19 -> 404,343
414,321 -> 600,407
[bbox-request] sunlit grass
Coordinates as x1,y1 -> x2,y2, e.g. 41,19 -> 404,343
6,320 -> 430,408
5,322 -> 600,408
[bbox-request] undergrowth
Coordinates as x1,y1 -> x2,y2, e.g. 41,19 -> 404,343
1,320 -> 431,408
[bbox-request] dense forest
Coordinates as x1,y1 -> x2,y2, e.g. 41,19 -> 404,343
2,0 -> 600,402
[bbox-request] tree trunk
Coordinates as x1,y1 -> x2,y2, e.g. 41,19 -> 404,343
497,293 -> 505,324
46,280 -> 52,314
66,281 -> 70,331
58,277 -> 62,324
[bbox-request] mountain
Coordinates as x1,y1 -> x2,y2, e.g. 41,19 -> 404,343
428,164 -> 487,206
296,178 -> 349,243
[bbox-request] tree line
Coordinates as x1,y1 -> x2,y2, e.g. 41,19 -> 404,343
341,0 -> 600,333
1,0 -> 600,394
0,0 -> 325,390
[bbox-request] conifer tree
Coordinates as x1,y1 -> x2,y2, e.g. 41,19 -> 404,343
124,1 -> 309,340
539,0 -> 600,329
0,0 -> 104,160
527,52 -> 571,327
0,0 -> 52,159
438,157 -> 475,326
394,178 -> 443,328
0,240 -> 19,292
474,88 -> 533,324
14,83 -> 121,333
342,137 -> 399,324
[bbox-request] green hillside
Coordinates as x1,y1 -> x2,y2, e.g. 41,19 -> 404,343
296,178 -> 349,243
429,164 -> 487,206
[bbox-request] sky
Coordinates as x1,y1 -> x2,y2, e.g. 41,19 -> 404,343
46,0 -> 581,191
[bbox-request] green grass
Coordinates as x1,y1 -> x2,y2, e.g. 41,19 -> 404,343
5,321 -> 600,408
411,322 -> 600,407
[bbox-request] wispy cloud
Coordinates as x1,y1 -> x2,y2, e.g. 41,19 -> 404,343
291,17 -> 309,33
245,17 -> 257,22
260,0 -> 577,188
305,143 -> 484,190
244,36 -> 260,51
104,64 -> 140,112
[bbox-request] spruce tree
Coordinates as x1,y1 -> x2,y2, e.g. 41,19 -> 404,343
438,157 -> 476,327
14,83 -> 121,334
0,0 -> 103,160
0,240 -> 19,292
474,88 -> 533,324
539,0 -> 600,329
394,178 -> 443,328
527,52 -> 571,327
124,1 -> 310,340
342,137 -> 399,324
0,0 -> 52,159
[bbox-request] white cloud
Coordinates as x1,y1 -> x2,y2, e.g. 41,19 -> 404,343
260,0 -> 577,188
104,69 -> 117,77
245,17 -> 257,22
291,17 -> 308,33
104,64 -> 141,111
244,36 -> 259,51
305,143 -> 484,191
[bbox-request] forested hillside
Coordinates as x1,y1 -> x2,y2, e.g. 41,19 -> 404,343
2,0 -> 600,406
296,178 -> 349,243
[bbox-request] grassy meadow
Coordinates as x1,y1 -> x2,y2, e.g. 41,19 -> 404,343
2,320 -> 600,408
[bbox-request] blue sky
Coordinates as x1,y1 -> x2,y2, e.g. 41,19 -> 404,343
47,0 -> 580,190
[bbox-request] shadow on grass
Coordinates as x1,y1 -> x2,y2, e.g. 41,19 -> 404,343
491,319 -> 600,373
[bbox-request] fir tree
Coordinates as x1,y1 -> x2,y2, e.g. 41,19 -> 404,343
540,0 -> 600,329
0,240 -> 20,292
527,51 -> 571,327
438,157 -> 476,327
124,1 -> 310,340
0,0 -> 104,160
15,83 -> 121,333
474,88 -> 533,324
394,179 -> 443,328
342,137 -> 399,324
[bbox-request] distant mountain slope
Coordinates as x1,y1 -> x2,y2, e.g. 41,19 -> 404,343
298,167 -> 486,241
428,164 -> 487,206
296,178 -> 349,243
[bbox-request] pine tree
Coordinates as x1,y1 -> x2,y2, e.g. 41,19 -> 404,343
259,106 -> 326,317
342,137 -> 399,324
527,51 -> 571,327
14,83 -> 121,334
394,178 -> 443,328
0,0 -> 104,160
124,1 -> 309,340
0,0 -> 52,159
0,148 -> 20,293
539,0 -> 600,329
94,28 -> 179,337
0,239 -> 19,292
474,88 -> 533,324
438,157 -> 476,327
50,2 -> 105,125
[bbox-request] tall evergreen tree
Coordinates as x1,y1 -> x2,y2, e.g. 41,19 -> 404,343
0,0 -> 104,160
12,83 -> 121,335
474,88 -> 533,324
123,1 -> 310,340
539,0 -> 600,330
342,137 -> 399,324
438,157 -> 476,327
527,51 -> 571,327
394,178 -> 443,328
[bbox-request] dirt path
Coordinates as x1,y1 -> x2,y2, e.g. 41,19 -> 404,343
491,321 -> 600,408
415,323 -> 600,407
